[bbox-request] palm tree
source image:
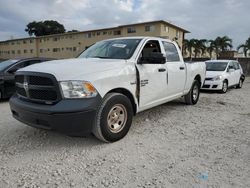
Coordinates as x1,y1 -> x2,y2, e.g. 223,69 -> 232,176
183,39 -> 195,59
214,36 -> 233,58
207,40 -> 216,59
237,37 -> 250,57
192,39 -> 207,58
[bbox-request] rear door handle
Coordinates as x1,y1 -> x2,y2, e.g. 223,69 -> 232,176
179,66 -> 185,70
158,68 -> 166,72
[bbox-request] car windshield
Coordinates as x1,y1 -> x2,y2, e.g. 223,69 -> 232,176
0,59 -> 18,71
206,62 -> 228,71
78,39 -> 142,59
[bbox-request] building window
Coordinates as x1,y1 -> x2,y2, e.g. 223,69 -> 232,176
108,31 -> 112,35
11,42 -> 15,45
40,49 -> 43,53
127,27 -> 136,33
97,32 -> 101,36
48,48 -> 50,51
176,30 -> 180,38
85,33 -> 91,38
53,48 -> 60,52
53,37 -> 59,41
24,49 -> 27,53
30,49 -> 33,53
165,26 -> 169,33
30,40 -> 33,43
12,50 -> 15,54
145,25 -> 155,32
114,30 -> 121,35
73,47 -> 77,51
103,31 -> 107,35
23,40 -> 27,44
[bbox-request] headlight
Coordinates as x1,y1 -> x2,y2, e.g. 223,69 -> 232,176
212,75 -> 223,81
60,81 -> 98,98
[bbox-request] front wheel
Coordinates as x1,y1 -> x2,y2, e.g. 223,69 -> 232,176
184,80 -> 200,105
220,80 -> 228,93
93,93 -> 133,142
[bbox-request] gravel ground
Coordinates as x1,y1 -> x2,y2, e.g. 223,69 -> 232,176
0,78 -> 250,188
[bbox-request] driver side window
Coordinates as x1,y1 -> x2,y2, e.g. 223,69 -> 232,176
141,40 -> 161,58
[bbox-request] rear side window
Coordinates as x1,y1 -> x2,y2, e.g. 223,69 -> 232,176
162,42 -> 180,62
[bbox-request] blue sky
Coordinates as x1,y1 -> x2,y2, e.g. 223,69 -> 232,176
0,0 -> 249,49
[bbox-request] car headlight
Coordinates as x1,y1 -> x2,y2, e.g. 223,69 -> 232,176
212,75 -> 223,81
60,81 -> 98,98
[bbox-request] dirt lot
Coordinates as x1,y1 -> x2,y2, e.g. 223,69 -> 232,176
0,78 -> 250,188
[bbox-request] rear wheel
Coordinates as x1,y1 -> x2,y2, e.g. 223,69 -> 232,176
220,80 -> 228,93
236,79 -> 243,89
184,80 -> 200,105
0,90 -> 2,100
93,93 -> 133,142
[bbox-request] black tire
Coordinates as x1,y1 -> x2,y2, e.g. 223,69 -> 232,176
220,80 -> 228,93
93,93 -> 133,142
184,80 -> 200,105
236,79 -> 243,89
0,90 -> 2,100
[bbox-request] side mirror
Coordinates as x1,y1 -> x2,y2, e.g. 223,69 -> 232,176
138,52 -> 166,64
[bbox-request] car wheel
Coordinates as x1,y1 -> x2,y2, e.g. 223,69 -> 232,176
0,90 -> 2,100
93,93 -> 133,142
220,80 -> 228,93
184,80 -> 200,105
236,79 -> 243,89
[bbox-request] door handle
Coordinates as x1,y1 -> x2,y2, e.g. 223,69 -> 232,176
158,68 -> 166,72
179,66 -> 185,70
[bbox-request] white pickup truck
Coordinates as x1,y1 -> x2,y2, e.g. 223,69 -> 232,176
10,37 -> 206,142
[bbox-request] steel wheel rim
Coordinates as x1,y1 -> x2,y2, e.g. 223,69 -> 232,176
107,104 -> 127,133
192,85 -> 199,101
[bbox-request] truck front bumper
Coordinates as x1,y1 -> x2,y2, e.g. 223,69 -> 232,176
9,95 -> 102,136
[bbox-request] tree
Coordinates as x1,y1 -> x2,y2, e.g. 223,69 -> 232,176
192,39 -> 207,58
214,36 -> 233,58
25,20 -> 66,36
237,37 -> 250,57
183,39 -> 196,59
207,40 -> 216,59
67,30 -> 79,33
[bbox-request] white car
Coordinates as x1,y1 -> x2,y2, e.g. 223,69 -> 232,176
10,37 -> 206,142
202,60 -> 245,93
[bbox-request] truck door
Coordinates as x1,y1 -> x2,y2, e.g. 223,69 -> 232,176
162,41 -> 186,96
136,40 -> 168,109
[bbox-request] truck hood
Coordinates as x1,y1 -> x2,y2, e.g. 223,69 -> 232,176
18,58 -> 126,81
206,71 -> 224,78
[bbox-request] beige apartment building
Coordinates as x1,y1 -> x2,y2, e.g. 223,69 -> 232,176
0,20 -> 189,60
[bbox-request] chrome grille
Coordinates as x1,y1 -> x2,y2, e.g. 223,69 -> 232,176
15,72 -> 61,104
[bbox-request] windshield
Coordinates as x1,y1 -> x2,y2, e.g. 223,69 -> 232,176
78,39 -> 142,59
0,59 -> 18,71
206,62 -> 228,71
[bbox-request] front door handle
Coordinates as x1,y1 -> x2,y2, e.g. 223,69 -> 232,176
179,66 -> 185,70
158,68 -> 166,72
